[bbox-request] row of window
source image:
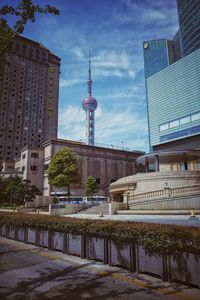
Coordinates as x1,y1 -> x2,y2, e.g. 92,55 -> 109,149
22,152 -> 39,159
159,111 -> 200,132
21,165 -> 38,171
160,124 -> 200,142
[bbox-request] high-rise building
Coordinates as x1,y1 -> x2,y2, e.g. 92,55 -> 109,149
177,0 -> 200,57
146,48 -> 200,151
0,35 -> 60,163
143,0 -> 200,152
82,57 -> 97,145
173,30 -> 182,61
143,39 -> 174,79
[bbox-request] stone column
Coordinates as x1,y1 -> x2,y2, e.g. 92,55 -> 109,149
145,158 -> 149,173
123,192 -> 129,209
155,155 -> 160,172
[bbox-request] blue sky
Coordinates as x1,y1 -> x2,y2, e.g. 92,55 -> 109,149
4,0 -> 179,152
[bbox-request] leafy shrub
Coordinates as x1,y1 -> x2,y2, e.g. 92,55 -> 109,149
0,212 -> 200,255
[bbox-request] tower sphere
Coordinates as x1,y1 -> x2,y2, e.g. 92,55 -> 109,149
82,95 -> 97,111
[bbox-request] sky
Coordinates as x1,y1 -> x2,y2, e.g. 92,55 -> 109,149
4,0 -> 179,152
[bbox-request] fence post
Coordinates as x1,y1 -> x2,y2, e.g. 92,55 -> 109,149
63,233 -> 68,254
104,239 -> 109,264
81,235 -> 86,259
48,231 -> 52,250
130,243 -> 137,273
135,244 -> 140,274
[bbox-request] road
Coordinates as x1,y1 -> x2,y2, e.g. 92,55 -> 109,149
0,237 -> 200,300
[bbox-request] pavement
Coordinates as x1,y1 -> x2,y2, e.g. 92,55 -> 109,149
1,237 -> 200,300
63,213 -> 200,227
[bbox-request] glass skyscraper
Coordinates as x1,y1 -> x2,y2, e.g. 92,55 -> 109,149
177,0 -> 200,57
143,39 -> 174,79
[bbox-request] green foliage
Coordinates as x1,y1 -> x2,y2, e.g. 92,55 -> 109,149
0,0 -> 60,80
0,212 -> 200,255
0,176 -> 41,206
84,176 -> 99,197
47,148 -> 81,198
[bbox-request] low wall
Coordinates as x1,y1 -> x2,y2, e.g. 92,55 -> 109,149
109,202 -> 128,215
1,224 -> 200,288
25,195 -> 53,208
49,203 -> 91,215
129,193 -> 200,210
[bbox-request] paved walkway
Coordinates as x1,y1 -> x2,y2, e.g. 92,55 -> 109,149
64,214 -> 200,227
1,237 -> 200,300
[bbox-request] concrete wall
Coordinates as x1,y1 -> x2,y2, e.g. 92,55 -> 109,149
25,195 -> 53,208
49,203 -> 91,215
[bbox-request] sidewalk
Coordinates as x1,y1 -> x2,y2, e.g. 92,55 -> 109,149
0,237 -> 200,300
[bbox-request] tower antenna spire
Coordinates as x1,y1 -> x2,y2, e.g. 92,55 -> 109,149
88,50 -> 92,96
82,51 -> 98,146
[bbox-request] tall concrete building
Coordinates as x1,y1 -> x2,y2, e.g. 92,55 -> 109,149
0,35 -> 60,163
177,0 -> 200,57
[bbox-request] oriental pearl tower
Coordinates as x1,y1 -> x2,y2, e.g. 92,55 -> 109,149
82,55 -> 98,145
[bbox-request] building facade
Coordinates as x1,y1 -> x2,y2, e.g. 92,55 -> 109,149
43,139 -> 144,197
0,35 -> 60,164
146,48 -> 200,151
177,0 -> 200,57
143,0 -> 200,152
143,39 -> 174,79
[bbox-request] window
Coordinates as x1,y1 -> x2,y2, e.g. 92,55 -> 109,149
22,153 -> 26,159
191,112 -> 200,121
180,115 -> 190,125
96,178 -> 100,184
159,123 -> 169,131
30,165 -> 38,171
22,166 -> 25,171
31,152 -> 39,158
169,120 -> 179,128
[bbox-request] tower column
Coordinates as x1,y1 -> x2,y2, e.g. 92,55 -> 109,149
82,55 -> 98,146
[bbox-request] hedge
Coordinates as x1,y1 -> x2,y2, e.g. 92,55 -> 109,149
0,212 -> 200,255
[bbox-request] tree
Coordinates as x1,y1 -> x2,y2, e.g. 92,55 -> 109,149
3,176 -> 41,206
47,148 -> 81,200
0,0 -> 59,80
84,176 -> 99,199
15,179 -> 41,206
4,175 -> 22,205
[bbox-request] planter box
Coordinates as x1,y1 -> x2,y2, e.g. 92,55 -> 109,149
137,245 -> 165,279
8,225 -> 16,240
27,228 -> 37,245
109,241 -> 136,272
168,252 -> 200,288
17,227 -> 26,242
51,231 -> 65,252
38,230 -> 49,248
67,234 -> 84,257
86,237 -> 108,263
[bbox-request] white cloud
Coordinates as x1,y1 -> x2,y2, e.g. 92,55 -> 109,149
93,50 -> 130,69
60,78 -> 82,87
58,104 -> 148,152
71,47 -> 85,59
